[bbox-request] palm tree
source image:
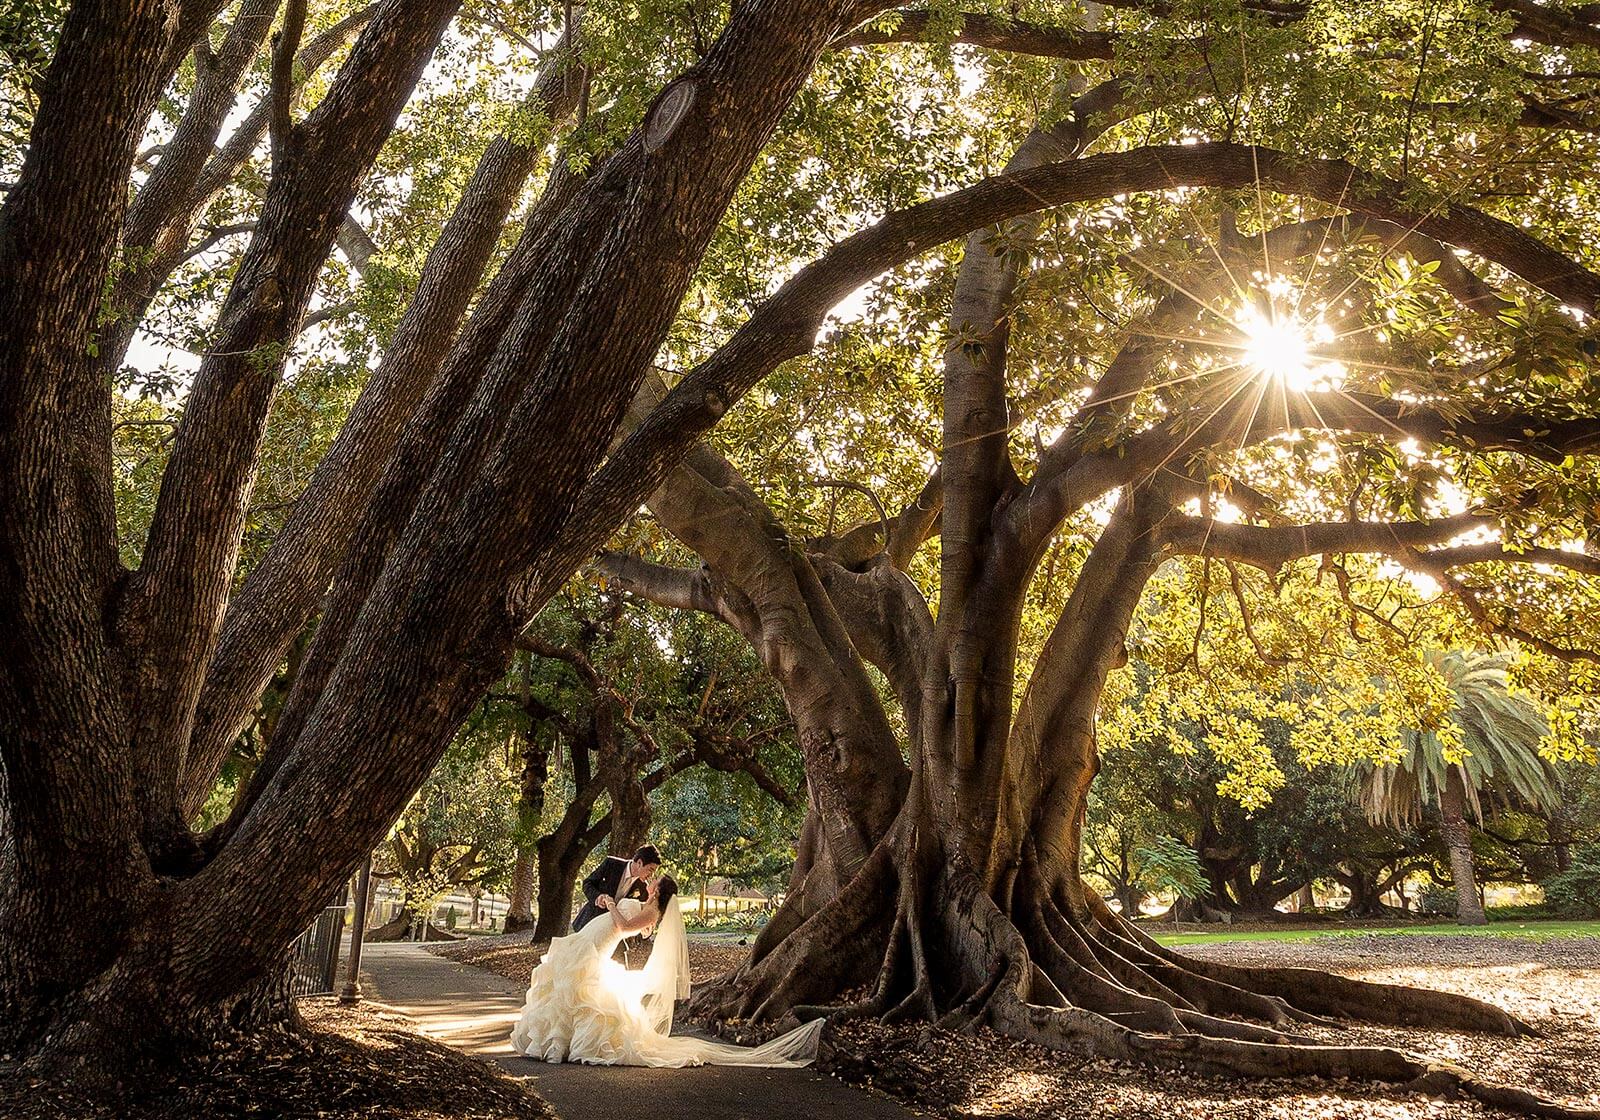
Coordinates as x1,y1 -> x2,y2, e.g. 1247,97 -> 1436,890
1356,652 -> 1559,925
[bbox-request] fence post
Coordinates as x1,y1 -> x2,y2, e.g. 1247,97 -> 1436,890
340,855 -> 373,1004
321,883 -> 349,993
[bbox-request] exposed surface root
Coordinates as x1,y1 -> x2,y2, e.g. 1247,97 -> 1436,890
991,896 -> 1591,1117
693,836 -> 1574,1117
689,844 -> 894,1022
991,991 -> 1599,1119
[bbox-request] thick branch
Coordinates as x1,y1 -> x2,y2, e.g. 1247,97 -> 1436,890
537,140 -> 1600,610
1018,392 -> 1600,564
269,0 -> 308,170
109,6 -> 380,373
126,0 -> 281,273
1399,546 -> 1600,664
126,0 -> 466,836
811,555 -> 934,743
180,12 -> 589,815
834,10 -> 1114,58
1420,541 -> 1600,577
335,215 -> 380,275
1161,511 -> 1493,569
594,554 -> 734,622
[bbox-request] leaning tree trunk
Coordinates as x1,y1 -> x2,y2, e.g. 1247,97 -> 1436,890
1439,767 -> 1489,927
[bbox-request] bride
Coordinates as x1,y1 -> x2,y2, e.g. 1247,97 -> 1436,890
509,874 -> 823,1067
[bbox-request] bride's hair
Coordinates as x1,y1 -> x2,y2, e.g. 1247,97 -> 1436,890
654,875 -> 678,910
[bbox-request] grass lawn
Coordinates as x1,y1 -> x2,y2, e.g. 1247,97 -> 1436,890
1149,918 -> 1600,945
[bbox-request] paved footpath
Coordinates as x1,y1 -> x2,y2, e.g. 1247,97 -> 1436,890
361,942 -> 915,1120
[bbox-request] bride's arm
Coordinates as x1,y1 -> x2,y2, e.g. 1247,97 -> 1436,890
611,902 -> 659,934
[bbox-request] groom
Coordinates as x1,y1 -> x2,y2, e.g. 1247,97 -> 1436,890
571,844 -> 661,933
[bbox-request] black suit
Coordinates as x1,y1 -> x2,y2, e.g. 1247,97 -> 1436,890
571,856 -> 649,933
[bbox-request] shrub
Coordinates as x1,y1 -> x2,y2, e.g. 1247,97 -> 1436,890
1541,846 -> 1600,918
1414,881 -> 1457,916
684,907 -> 769,933
1486,903 -> 1556,921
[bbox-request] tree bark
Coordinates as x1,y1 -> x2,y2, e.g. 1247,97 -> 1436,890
505,850 -> 538,933
1440,767 -> 1490,926
533,834 -> 591,943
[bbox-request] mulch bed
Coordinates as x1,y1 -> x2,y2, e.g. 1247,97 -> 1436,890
0,999 -> 555,1120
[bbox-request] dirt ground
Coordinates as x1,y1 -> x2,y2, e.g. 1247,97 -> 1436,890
823,934 -> 1600,1120
0,999 -> 555,1120
438,929 -> 1600,1119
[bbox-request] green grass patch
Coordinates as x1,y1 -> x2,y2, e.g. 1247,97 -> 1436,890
1149,919 -> 1600,946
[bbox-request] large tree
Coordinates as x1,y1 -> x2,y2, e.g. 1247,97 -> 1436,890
4,1 -> 1600,1114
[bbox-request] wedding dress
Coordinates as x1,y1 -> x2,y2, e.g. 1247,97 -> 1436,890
508,895 -> 823,1067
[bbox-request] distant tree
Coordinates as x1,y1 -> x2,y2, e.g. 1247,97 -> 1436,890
1097,664 -> 1380,920
490,588 -> 798,941
1356,652 -> 1560,925
655,766 -> 807,906
1542,844 -> 1600,917
368,727 -> 517,941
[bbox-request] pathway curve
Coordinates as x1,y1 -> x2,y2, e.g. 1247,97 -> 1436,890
361,941 -> 914,1120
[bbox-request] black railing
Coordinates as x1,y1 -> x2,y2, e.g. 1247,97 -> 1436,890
288,902 -> 347,996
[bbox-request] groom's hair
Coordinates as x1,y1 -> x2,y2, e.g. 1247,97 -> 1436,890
633,844 -> 661,866
655,875 -> 678,910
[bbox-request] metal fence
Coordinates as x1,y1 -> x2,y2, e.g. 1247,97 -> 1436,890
287,902 -> 347,996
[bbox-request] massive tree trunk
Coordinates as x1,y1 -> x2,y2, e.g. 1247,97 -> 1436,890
1440,767 -> 1490,927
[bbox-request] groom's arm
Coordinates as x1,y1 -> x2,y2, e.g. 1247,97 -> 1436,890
580,861 -> 609,905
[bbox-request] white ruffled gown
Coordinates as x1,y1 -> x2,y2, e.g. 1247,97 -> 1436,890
508,898 -> 823,1067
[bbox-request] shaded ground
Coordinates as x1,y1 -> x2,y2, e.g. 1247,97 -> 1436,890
822,934 -> 1600,1120
0,999 -> 555,1120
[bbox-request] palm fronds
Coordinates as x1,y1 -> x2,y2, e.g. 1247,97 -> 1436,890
1356,651 -> 1559,829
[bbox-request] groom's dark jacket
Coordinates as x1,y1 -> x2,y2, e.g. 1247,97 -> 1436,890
571,855 -> 649,933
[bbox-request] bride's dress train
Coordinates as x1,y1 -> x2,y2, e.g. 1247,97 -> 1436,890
508,897 -> 822,1067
